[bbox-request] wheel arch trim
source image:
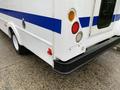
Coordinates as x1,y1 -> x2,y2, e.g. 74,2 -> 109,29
7,22 -> 22,45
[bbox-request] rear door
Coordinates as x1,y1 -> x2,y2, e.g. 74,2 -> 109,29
90,0 -> 117,36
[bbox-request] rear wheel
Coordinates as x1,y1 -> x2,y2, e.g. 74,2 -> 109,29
11,33 -> 29,55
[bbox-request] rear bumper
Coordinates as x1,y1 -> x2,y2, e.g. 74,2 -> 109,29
54,36 -> 120,74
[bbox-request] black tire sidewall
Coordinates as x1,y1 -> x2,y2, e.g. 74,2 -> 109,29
11,33 -> 29,55
11,33 -> 20,53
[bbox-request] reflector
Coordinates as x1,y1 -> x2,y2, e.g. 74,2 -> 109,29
68,10 -> 75,21
47,48 -> 52,56
76,31 -> 83,43
72,22 -> 79,34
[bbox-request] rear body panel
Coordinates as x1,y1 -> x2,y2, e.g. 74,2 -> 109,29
54,0 -> 94,61
54,0 -> 120,62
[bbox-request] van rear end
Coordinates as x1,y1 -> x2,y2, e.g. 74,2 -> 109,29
53,0 -> 120,74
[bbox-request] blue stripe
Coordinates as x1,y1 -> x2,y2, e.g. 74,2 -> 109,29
112,15 -> 116,21
92,14 -> 120,26
0,8 -> 62,34
0,8 -> 120,31
79,14 -> 120,27
79,17 -> 90,28
113,14 -> 120,21
92,16 -> 99,26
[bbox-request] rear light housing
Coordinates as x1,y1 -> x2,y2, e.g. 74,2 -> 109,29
76,31 -> 83,43
72,22 -> 80,34
47,48 -> 52,56
68,9 -> 76,21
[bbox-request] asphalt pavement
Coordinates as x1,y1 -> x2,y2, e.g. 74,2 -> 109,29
0,30 -> 120,90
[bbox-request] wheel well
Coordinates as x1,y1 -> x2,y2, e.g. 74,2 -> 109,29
8,27 -> 14,38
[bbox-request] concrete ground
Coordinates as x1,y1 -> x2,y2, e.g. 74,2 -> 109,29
0,30 -> 120,90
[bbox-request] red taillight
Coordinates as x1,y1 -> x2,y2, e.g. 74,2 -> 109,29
47,48 -> 52,56
72,22 -> 79,34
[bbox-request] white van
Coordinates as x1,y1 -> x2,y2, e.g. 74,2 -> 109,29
0,0 -> 120,74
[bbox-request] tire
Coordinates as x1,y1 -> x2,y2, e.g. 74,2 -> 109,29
11,33 -> 29,55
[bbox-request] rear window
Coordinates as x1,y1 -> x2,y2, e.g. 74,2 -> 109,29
97,0 -> 117,29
